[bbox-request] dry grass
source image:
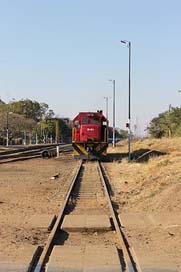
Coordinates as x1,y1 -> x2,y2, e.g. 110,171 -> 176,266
128,137 -> 181,153
106,137 -> 181,213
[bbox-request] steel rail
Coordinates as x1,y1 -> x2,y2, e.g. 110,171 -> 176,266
98,162 -> 142,272
0,143 -> 69,155
0,149 -> 44,160
0,144 -> 72,164
33,160 -> 83,272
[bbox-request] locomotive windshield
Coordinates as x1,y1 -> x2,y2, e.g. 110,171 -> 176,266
82,116 -> 100,124
82,117 -> 90,124
92,116 -> 100,124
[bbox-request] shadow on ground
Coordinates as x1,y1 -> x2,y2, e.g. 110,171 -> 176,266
107,149 -> 167,163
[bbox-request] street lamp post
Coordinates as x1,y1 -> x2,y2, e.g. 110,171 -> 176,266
104,96 -> 109,119
121,40 -> 132,161
109,79 -> 116,147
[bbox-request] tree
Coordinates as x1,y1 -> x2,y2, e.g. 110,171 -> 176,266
147,107 -> 181,138
0,98 -> 73,144
0,111 -> 37,144
119,129 -> 128,139
0,99 -> 5,105
0,99 -> 55,144
8,99 -> 55,121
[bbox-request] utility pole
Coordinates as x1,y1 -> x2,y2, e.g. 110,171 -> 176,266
113,79 -> 116,147
104,96 -> 109,119
109,79 -> 116,147
55,118 -> 60,144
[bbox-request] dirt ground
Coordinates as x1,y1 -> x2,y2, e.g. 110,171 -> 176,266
0,138 -> 180,271
0,155 -> 78,269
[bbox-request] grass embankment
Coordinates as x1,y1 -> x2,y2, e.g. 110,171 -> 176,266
107,137 -> 181,213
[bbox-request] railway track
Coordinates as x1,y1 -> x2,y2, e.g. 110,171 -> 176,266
28,160 -> 141,272
0,144 -> 72,163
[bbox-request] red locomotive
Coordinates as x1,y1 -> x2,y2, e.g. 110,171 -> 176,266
72,111 -> 108,160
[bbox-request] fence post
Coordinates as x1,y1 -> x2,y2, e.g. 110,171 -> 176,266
56,145 -> 59,158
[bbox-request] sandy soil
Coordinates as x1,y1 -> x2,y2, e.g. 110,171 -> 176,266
0,138 -> 180,271
0,155 -> 78,267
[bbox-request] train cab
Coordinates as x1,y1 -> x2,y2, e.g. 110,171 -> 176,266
72,111 -> 108,160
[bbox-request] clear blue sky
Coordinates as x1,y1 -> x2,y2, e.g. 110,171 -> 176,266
0,0 -> 181,135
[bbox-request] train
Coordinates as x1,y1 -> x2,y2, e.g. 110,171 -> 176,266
72,110 -> 108,160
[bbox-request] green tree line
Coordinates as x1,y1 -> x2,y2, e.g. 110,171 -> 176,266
0,98 -> 71,145
147,106 -> 181,138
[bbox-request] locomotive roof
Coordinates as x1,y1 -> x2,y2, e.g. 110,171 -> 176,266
73,111 -> 107,121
